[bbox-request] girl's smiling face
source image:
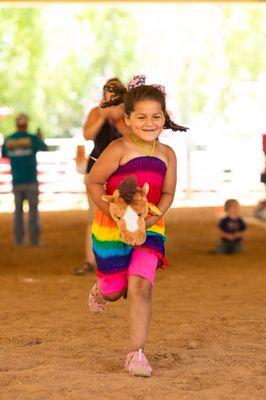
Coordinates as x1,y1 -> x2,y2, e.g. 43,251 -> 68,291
125,100 -> 165,142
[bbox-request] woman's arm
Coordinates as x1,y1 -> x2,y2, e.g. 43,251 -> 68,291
146,147 -> 177,229
86,140 -> 124,217
83,107 -> 111,140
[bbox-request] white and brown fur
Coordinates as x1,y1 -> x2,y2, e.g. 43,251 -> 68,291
102,176 -> 161,246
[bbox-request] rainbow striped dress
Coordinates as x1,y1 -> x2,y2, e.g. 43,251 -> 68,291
92,156 -> 168,276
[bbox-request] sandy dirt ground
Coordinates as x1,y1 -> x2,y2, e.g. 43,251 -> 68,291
0,207 -> 265,400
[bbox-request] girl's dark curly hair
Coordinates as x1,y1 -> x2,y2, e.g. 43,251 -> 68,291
101,84 -> 188,132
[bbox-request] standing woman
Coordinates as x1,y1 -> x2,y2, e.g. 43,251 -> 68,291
74,78 -> 130,275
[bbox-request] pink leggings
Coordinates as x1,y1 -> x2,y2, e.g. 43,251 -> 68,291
98,248 -> 158,296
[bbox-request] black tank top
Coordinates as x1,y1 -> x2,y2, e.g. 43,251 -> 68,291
86,120 -> 122,173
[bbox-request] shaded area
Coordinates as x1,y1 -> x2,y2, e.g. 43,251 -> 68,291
0,208 -> 265,399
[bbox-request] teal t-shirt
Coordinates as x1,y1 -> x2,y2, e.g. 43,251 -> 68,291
1,132 -> 48,184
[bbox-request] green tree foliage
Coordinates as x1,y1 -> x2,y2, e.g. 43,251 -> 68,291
0,9 -> 45,135
171,5 -> 266,138
223,7 -> 266,80
1,5 -> 265,140
218,7 -> 266,124
0,7 -> 138,137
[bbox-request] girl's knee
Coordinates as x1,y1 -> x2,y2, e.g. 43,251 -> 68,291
128,276 -> 152,301
102,288 -> 127,302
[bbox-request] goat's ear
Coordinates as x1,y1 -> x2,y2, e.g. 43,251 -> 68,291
142,183 -> 149,196
102,195 -> 114,203
102,190 -> 120,203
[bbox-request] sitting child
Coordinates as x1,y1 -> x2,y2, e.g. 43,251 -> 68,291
214,199 -> 247,254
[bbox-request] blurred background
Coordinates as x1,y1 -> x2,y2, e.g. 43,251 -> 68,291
1,3 -> 266,212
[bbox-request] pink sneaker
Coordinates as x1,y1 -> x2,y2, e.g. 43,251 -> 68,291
125,349 -> 152,377
88,282 -> 107,313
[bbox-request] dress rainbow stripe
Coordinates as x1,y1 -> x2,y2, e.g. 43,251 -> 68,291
92,156 -> 168,275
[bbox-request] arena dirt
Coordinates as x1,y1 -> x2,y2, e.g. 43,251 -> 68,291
0,207 -> 265,400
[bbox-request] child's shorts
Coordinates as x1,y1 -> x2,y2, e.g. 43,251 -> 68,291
98,248 -> 158,296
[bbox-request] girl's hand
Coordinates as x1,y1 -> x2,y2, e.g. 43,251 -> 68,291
145,215 -> 159,229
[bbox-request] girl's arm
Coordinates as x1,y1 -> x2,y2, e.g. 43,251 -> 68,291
83,107 -> 111,140
86,140 -> 124,217
146,147 -> 177,229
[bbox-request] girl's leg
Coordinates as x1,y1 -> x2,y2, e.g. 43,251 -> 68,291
125,275 -> 153,377
102,288 -> 127,302
128,275 -> 152,351
124,250 -> 157,377
89,271 -> 127,312
88,281 -> 126,313
126,249 -> 158,351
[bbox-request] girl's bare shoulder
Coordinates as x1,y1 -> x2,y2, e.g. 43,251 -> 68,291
157,141 -> 176,162
104,136 -> 126,154
115,134 -> 133,148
